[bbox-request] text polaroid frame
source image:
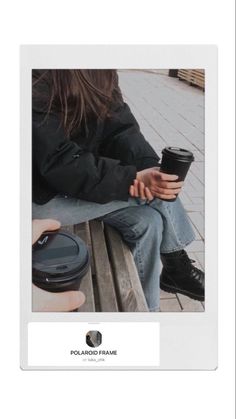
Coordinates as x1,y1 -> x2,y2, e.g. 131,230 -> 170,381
20,45 -> 218,370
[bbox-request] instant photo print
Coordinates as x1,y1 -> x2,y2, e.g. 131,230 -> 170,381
20,45 -> 218,370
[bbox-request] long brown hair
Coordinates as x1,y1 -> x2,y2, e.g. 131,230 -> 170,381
32,69 -> 123,137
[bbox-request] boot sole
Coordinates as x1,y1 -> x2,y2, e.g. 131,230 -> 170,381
160,281 -> 205,302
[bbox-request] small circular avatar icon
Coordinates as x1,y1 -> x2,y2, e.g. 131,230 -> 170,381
86,330 -> 102,348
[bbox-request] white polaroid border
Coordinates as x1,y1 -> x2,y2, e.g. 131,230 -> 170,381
20,45 -> 218,370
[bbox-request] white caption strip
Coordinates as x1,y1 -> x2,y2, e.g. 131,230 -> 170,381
28,322 -> 160,367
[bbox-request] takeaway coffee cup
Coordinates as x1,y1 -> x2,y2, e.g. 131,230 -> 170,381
32,230 -> 90,292
160,147 -> 194,201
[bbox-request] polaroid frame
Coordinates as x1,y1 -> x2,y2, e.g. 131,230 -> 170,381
20,45 -> 218,370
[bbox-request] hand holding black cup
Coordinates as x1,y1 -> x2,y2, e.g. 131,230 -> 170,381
160,147 -> 194,201
32,230 -> 90,293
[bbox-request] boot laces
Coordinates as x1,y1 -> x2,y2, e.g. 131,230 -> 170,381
181,252 -> 203,281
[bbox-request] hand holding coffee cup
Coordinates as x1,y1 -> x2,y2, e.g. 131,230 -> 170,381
136,168 -> 183,201
129,178 -> 155,202
32,228 -> 90,293
160,147 -> 194,201
135,147 -> 193,201
32,219 -> 86,311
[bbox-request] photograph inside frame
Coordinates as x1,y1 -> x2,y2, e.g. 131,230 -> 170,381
32,68 -> 205,313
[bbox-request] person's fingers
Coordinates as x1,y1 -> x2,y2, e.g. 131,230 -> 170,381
153,171 -> 179,182
64,291 -> 86,311
139,181 -> 146,199
34,218 -> 61,233
129,185 -> 135,197
32,219 -> 61,244
133,179 -> 140,197
145,187 -> 154,201
32,285 -> 86,312
51,290 -> 85,312
155,193 -> 176,200
158,181 -> 184,189
151,186 -> 182,196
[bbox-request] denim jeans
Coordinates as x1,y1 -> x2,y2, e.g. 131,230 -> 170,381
98,197 -> 195,310
33,195 -> 195,310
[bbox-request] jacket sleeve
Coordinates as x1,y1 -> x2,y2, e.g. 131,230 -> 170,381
33,111 -> 136,204
100,101 -> 160,170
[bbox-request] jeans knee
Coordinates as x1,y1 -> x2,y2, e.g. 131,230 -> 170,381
123,206 -> 163,242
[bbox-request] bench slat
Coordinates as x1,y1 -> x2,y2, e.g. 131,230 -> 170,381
105,225 -> 149,312
89,221 -> 119,312
61,225 -> 74,233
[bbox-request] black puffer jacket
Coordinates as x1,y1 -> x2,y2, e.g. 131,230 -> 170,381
33,87 -> 160,205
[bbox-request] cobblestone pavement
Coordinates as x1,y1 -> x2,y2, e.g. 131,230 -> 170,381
118,70 -> 205,311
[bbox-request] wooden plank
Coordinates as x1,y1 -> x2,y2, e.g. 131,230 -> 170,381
178,70 -> 205,80
178,70 -> 205,89
105,225 -> 149,312
74,223 -> 95,312
89,220 -> 119,312
61,225 -> 74,233
178,70 -> 192,82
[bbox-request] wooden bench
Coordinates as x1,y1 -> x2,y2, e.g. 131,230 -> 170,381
178,69 -> 205,90
63,221 -> 149,312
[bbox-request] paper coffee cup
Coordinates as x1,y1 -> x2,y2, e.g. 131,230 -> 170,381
32,230 -> 89,292
160,147 -> 194,201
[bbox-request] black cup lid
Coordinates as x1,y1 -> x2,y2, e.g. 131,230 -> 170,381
162,147 -> 194,162
32,230 -> 89,282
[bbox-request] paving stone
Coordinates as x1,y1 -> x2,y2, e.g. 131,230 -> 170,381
188,212 -> 204,239
160,289 -> 177,299
160,298 -> 182,312
186,240 -> 204,252
177,294 -> 205,312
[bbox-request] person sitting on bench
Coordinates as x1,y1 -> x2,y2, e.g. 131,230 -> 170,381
32,70 -> 204,311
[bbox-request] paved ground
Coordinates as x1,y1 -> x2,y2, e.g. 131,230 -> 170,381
118,70 -> 205,312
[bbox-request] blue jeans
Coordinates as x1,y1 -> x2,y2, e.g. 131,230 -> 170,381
99,197 -> 195,310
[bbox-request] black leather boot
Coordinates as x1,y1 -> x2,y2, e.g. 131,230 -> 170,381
160,250 -> 204,301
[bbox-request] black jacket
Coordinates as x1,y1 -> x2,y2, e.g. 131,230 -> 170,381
33,97 -> 160,205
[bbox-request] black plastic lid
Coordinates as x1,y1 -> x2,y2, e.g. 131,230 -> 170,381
162,147 -> 194,162
32,230 -> 89,284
